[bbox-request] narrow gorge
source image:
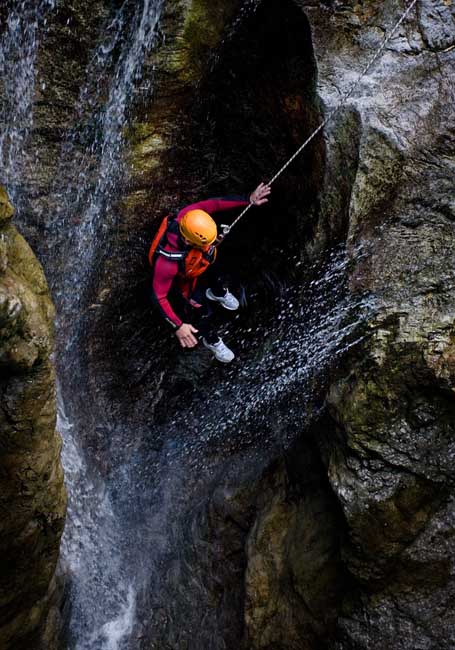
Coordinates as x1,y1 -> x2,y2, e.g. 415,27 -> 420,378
0,1 -> 454,649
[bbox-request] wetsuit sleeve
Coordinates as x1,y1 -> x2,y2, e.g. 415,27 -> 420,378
151,256 -> 183,329
177,195 -> 250,218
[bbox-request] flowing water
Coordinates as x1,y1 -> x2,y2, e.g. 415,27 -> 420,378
58,395 -> 138,650
96,246 -> 372,648
49,0 -> 163,354
0,0 -> 56,203
0,2 -> 372,648
53,2 -> 164,647
1,1 -> 165,647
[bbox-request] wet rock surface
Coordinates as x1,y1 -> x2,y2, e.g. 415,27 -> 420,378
0,186 -> 66,650
302,0 -> 455,647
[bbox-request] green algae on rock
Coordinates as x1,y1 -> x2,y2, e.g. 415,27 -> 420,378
0,185 -> 66,650
304,0 -> 455,646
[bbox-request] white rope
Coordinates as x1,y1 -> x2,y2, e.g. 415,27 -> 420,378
221,0 -> 419,239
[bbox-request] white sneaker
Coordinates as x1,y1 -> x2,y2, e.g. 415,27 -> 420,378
206,288 -> 239,311
203,338 -> 235,363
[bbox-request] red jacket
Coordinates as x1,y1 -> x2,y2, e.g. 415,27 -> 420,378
151,196 -> 249,328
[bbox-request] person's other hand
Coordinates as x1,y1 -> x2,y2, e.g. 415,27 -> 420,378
176,323 -> 199,348
250,182 -> 271,206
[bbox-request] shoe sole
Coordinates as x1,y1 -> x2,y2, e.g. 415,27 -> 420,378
202,337 -> 235,363
206,289 -> 239,311
214,355 -> 234,363
218,304 -> 239,311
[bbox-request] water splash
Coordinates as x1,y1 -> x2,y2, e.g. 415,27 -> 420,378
59,393 -> 137,650
98,586 -> 136,650
107,245 -> 374,648
159,247 -> 372,461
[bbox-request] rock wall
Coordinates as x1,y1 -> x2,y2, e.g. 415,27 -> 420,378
240,1 -> 455,648
0,186 -> 66,650
243,434 -> 347,650
312,1 -> 455,647
89,0 -> 323,415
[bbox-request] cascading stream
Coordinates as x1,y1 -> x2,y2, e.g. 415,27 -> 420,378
107,246 -> 373,648
58,469 -> 138,650
0,0 -> 56,203
53,1 -> 165,647
58,395 -> 138,650
50,0 -> 164,354
1,1 -> 164,648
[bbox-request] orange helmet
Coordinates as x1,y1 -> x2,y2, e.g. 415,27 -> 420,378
179,209 -> 217,246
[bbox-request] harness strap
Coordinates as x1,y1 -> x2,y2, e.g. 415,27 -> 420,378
157,247 -> 186,261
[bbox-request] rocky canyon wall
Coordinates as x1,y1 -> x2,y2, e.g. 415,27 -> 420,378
242,2 -> 455,649
0,0 -> 454,649
0,186 -> 66,650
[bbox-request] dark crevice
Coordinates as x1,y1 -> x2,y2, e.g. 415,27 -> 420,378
86,0 -> 325,421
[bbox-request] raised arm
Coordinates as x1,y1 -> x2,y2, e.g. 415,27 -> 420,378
177,184 -> 271,219
178,195 -> 249,219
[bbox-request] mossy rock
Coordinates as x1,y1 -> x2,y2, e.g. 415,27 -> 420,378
0,186 -> 66,650
0,186 -> 14,224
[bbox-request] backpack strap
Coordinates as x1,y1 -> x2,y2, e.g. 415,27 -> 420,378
156,247 -> 186,261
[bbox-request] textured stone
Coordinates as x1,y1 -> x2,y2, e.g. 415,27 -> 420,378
418,0 -> 455,51
303,0 -> 455,647
243,439 -> 345,650
0,186 -> 66,650
0,186 -> 14,224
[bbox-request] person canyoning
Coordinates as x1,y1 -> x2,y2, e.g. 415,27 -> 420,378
149,183 -> 271,363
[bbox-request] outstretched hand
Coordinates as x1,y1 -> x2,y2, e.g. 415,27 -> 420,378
250,182 -> 271,206
176,323 -> 199,348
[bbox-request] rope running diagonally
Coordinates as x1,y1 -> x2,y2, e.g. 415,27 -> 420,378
220,0 -> 419,241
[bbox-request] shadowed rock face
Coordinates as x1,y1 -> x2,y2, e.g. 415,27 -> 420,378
302,1 -> 455,647
0,186 -> 66,650
87,1 -> 455,647
77,2 -> 337,646
89,0 -> 324,421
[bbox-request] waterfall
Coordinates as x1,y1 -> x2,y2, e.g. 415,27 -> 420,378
1,1 -> 164,648
52,1 -> 164,647
49,0 -> 163,353
0,0 -> 56,203
58,394 -> 137,650
101,246 -> 372,648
